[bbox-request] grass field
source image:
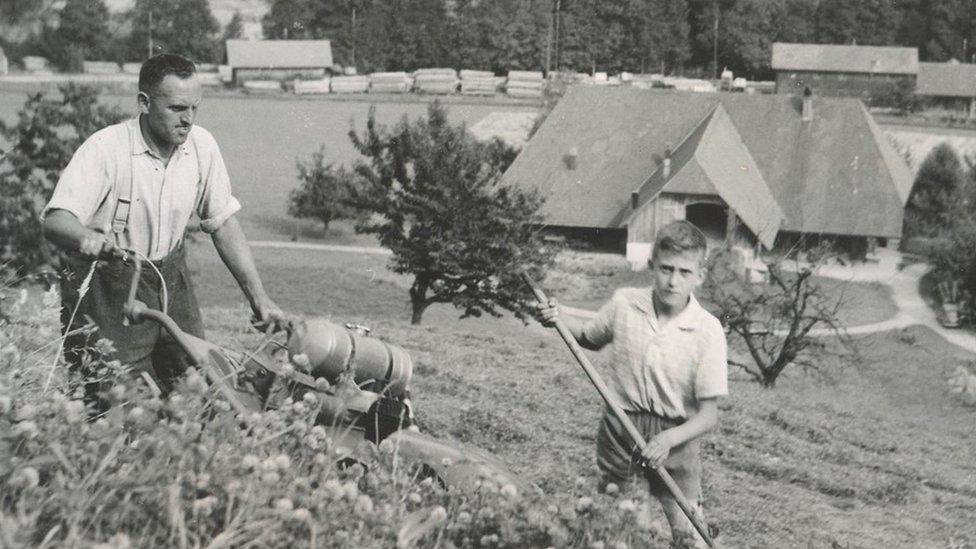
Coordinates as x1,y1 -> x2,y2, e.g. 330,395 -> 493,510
185,240 -> 976,548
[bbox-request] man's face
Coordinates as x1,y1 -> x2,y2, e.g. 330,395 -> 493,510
650,248 -> 705,311
138,73 -> 202,150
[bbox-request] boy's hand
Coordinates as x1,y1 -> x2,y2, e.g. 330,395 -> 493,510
533,297 -> 560,327
641,432 -> 674,469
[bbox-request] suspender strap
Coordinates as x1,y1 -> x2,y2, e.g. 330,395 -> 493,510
111,121 -> 137,241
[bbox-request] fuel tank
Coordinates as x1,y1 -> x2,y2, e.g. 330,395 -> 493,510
286,318 -> 412,397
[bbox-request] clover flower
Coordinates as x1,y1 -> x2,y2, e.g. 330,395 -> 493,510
275,498 -> 294,512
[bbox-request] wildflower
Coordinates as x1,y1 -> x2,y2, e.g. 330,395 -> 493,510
353,494 -> 374,514
127,406 -> 146,426
10,467 -> 39,489
313,453 -> 328,465
280,362 -> 295,376
92,533 -> 132,549
293,508 -> 312,522
457,511 -> 472,523
293,402 -> 307,415
576,496 -> 594,512
441,457 -> 453,467
341,482 -> 360,502
574,476 -> 587,488
64,400 -> 86,424
500,484 -> 519,499
604,482 -> 619,496
275,498 -> 294,512
311,425 -> 328,439
15,403 -> 37,421
302,392 -> 317,405
323,479 -> 342,499
275,454 -> 291,471
213,400 -> 231,412
262,471 -> 281,484
14,420 -> 38,439
261,457 -> 278,472
314,377 -> 330,390
612,542 -> 629,549
430,506 -> 447,522
589,542 -> 605,549
408,492 -> 422,504
0,395 -> 13,415
109,385 -> 126,401
242,454 -> 260,470
185,369 -> 208,394
93,338 -> 117,356
617,499 -> 637,513
191,496 -> 217,514
195,474 -> 211,490
479,534 -> 500,546
226,480 -> 242,493
291,353 -> 311,369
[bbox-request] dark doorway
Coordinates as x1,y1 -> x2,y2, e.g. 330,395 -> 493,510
685,202 -> 728,244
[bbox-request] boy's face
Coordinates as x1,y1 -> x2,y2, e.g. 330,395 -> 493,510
649,248 -> 705,311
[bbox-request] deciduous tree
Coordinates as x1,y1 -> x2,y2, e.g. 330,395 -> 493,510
287,147 -> 357,234
345,103 -> 554,324
0,85 -> 128,275
126,0 -> 220,62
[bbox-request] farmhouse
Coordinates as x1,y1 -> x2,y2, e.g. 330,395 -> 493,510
915,61 -> 976,116
771,42 -> 917,100
225,39 -> 334,84
502,87 -> 913,268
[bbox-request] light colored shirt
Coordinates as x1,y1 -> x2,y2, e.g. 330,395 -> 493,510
583,287 -> 728,418
43,117 -> 241,260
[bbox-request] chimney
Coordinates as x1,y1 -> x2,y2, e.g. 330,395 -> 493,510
802,86 -> 813,122
662,143 -> 673,180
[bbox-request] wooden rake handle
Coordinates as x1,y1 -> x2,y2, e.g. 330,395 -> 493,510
521,272 -> 714,547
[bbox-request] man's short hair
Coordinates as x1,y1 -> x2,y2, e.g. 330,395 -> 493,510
139,53 -> 196,94
651,220 -> 708,263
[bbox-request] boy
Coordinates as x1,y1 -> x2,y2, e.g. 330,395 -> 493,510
535,220 -> 727,548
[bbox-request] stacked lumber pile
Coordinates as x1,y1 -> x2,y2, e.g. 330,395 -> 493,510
294,78 -> 331,95
22,56 -> 50,73
83,61 -> 120,74
460,69 -> 496,95
370,72 -> 412,93
121,63 -> 141,75
330,75 -> 370,94
413,68 -> 458,94
505,70 -> 544,98
196,73 -> 223,87
242,80 -> 282,93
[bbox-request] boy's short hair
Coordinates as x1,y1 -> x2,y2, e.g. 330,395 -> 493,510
651,220 -> 708,263
139,53 -> 196,95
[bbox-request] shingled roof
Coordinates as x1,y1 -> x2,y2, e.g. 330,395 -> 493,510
916,61 -> 976,98
226,39 -> 333,69
771,43 -> 918,75
503,87 -> 913,240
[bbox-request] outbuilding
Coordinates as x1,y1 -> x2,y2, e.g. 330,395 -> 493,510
771,42 -> 917,102
915,61 -> 976,117
502,87 -> 913,268
225,39 -> 334,85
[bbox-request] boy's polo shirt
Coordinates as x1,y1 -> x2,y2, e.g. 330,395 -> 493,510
583,287 -> 728,419
43,117 -> 241,260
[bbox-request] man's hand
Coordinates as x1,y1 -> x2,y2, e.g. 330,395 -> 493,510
641,431 -> 675,469
251,295 -> 288,333
533,297 -> 560,327
79,231 -> 126,261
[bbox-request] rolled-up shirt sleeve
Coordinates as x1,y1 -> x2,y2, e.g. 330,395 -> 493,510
42,137 -> 112,226
582,293 -> 617,348
695,320 -> 729,399
194,129 -> 241,234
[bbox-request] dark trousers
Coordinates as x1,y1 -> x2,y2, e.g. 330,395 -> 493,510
60,244 -> 204,410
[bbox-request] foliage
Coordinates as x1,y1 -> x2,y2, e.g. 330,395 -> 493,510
223,11 -> 246,41
0,85 -> 128,276
870,78 -> 921,113
903,143 -> 965,239
125,0 -> 221,63
0,284 -> 660,548
702,246 -> 855,387
345,102 -> 555,325
36,0 -> 112,71
287,147 -> 358,233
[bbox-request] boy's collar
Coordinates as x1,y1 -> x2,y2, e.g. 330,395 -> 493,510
635,288 -> 700,331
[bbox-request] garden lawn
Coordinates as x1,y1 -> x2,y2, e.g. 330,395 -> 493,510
190,241 -> 976,548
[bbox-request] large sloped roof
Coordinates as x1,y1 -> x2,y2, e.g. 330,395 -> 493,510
916,61 -> 976,98
502,87 -> 911,239
771,42 -> 918,75
226,39 -> 333,69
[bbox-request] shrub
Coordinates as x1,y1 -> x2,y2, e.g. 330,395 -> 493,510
287,147 -> 358,234
0,84 -> 128,276
346,102 -> 555,325
903,143 -> 965,239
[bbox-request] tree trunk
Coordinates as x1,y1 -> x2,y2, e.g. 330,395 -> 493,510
409,277 -> 429,325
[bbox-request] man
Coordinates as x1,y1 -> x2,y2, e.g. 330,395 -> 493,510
43,53 -> 284,408
535,220 -> 727,548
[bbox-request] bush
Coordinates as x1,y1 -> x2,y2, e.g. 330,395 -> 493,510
0,85 -> 128,276
0,285 -> 662,548
903,143 -> 965,239
346,102 -> 555,325
287,147 -> 359,234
